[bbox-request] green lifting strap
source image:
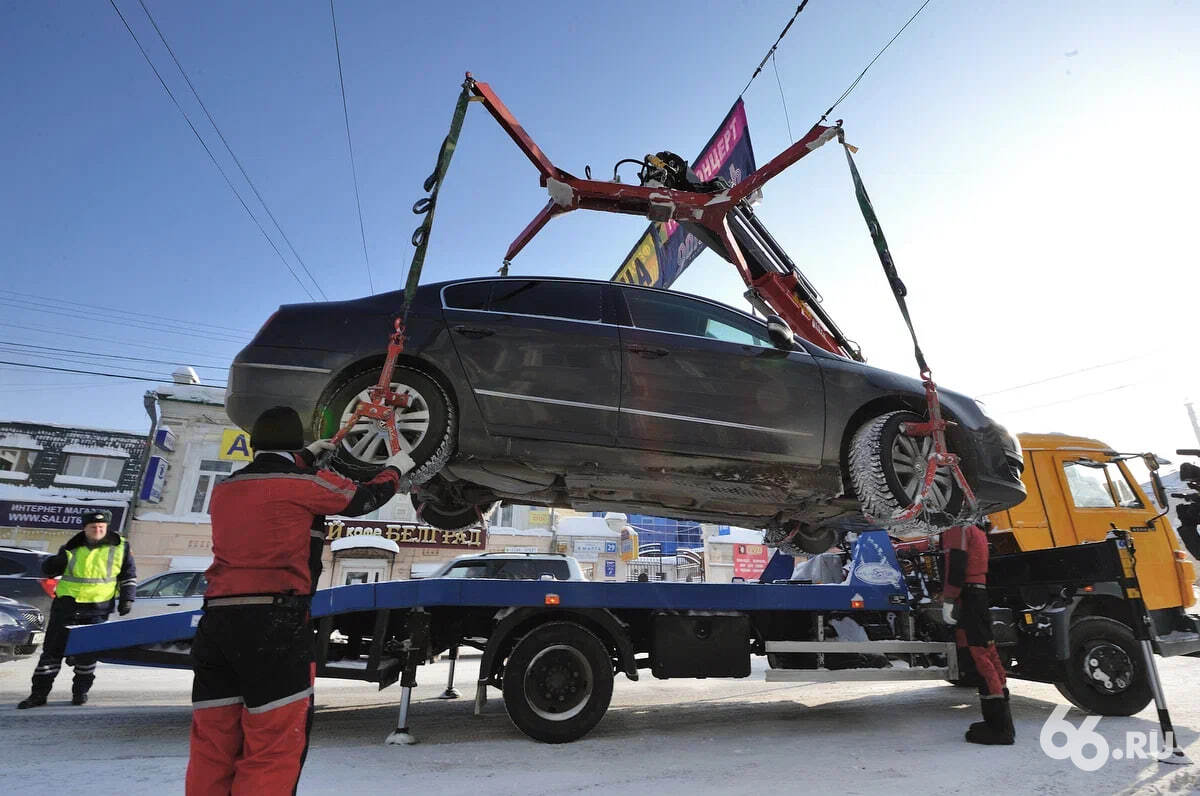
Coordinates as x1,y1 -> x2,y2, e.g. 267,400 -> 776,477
402,76 -> 475,321
841,138 -> 931,377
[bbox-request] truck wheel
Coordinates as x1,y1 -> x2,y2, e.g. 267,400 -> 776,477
319,365 -> 455,484
503,622 -> 614,743
1055,616 -> 1153,716
848,410 -> 963,536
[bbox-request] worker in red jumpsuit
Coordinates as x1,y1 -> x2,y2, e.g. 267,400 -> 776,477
942,521 -> 1014,745
186,406 -> 417,794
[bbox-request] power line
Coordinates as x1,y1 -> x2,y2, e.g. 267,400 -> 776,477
0,360 -> 227,388
0,288 -> 253,335
821,0 -> 933,120
105,0 -> 318,301
739,2 -> 810,97
134,0 -> 329,301
976,354 -> 1146,399
0,321 -> 238,360
0,349 -> 220,378
0,297 -> 246,344
329,0 -> 374,295
0,340 -> 228,370
771,53 -> 794,144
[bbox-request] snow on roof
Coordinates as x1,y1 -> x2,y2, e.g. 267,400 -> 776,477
556,516 -> 620,537
0,483 -> 130,504
331,536 -> 400,554
2,420 -> 142,436
486,525 -> 553,537
706,527 -> 766,544
61,444 -> 130,458
0,434 -> 43,451
155,383 -> 226,406
134,511 -> 212,525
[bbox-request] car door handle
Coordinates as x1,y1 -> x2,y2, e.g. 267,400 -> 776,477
166,602 -> 181,606
453,325 -> 495,339
626,345 -> 669,359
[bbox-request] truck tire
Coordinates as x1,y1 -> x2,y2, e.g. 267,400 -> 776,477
848,410 -> 963,536
503,622 -> 614,743
319,365 -> 455,484
1055,616 -> 1153,716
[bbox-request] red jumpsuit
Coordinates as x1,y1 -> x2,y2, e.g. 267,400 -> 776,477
185,450 -> 400,795
942,524 -> 1006,697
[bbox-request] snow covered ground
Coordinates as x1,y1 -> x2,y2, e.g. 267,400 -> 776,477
3,653 -> 1200,795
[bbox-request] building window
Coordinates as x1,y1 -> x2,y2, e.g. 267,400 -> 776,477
54,454 -> 124,487
191,460 -> 235,514
0,448 -> 36,482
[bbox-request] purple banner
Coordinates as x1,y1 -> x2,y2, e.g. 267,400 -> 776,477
611,99 -> 757,289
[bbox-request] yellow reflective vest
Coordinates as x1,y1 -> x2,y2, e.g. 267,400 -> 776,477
56,539 -> 126,604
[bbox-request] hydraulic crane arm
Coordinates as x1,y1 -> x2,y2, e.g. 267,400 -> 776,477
468,76 -> 862,361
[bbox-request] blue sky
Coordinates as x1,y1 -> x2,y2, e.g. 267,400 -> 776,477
2,1 -> 1198,462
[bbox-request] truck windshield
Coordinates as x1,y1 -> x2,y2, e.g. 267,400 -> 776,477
1062,461 -> 1144,509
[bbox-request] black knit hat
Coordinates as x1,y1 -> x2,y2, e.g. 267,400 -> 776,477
250,406 -> 304,451
82,509 -> 112,526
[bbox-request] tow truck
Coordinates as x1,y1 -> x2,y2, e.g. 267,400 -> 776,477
66,76 -> 1191,758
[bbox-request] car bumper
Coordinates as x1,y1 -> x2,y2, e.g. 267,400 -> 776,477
0,627 -> 42,662
962,422 -> 1026,514
226,347 -> 348,436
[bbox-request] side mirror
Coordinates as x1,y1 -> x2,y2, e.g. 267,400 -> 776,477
766,315 -> 794,350
1150,471 -> 1169,510
1143,452 -> 1161,472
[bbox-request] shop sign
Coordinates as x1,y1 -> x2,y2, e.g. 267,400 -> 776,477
219,429 -> 254,462
324,518 -> 485,549
573,540 -> 603,562
0,500 -> 125,531
732,543 -> 768,580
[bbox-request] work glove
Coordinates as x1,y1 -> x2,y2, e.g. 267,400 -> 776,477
384,449 -> 416,475
306,438 -> 337,457
942,601 -> 957,626
118,600 -> 132,616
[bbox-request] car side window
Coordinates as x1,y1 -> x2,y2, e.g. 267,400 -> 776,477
135,575 -> 163,598
623,289 -> 772,346
190,573 -> 208,596
489,280 -> 602,322
151,572 -> 196,598
443,281 -> 491,310
0,556 -> 24,575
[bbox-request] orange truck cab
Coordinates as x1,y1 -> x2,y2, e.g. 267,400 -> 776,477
990,433 -> 1199,651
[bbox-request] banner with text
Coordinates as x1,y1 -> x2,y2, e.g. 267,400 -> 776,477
611,99 -> 757,289
732,543 -> 769,580
324,517 -> 486,550
1,500 -> 126,532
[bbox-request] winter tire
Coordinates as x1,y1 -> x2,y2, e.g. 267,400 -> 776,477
410,492 -> 497,531
503,621 -> 614,743
848,410 -> 963,536
1055,616 -> 1152,716
319,365 -> 455,484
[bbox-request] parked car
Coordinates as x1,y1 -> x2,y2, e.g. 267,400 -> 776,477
426,553 -> 586,581
123,570 -> 207,620
227,277 -> 1025,552
0,546 -> 56,615
0,595 -> 44,663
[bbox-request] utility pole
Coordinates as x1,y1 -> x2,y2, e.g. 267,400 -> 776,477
1187,402 -> 1200,447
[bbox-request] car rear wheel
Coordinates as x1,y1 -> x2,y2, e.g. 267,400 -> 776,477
848,410 -> 963,536
319,365 -> 455,484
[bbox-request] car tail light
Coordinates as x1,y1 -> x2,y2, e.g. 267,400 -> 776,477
39,578 -> 57,598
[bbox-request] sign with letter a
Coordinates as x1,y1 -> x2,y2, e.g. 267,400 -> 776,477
219,429 -> 254,462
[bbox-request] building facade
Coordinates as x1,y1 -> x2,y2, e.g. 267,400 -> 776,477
0,420 -> 146,551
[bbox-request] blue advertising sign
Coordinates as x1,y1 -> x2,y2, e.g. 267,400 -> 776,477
604,559 -> 616,578
611,99 -> 758,289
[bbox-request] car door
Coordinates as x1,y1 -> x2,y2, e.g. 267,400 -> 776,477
441,279 -> 621,445
615,286 -> 825,464
126,571 -> 199,619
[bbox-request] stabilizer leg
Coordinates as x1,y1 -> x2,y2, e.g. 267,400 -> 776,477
437,646 -> 461,699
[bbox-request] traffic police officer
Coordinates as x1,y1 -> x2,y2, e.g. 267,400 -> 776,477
17,508 -> 137,708
186,406 -> 417,795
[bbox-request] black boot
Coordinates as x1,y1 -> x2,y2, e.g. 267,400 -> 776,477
71,692 -> 88,706
967,687 -> 1009,738
17,694 -> 47,710
966,695 -> 1015,745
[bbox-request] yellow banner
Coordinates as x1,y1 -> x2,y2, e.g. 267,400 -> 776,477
219,429 -> 254,461
612,230 -> 661,287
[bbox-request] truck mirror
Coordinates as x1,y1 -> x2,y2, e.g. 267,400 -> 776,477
766,315 -> 794,349
1142,452 -> 1161,472
1149,471 -> 1170,509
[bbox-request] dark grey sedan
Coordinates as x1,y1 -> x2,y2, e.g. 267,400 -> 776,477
227,277 -> 1025,552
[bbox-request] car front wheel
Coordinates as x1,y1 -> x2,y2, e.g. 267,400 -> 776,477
848,409 -> 963,536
